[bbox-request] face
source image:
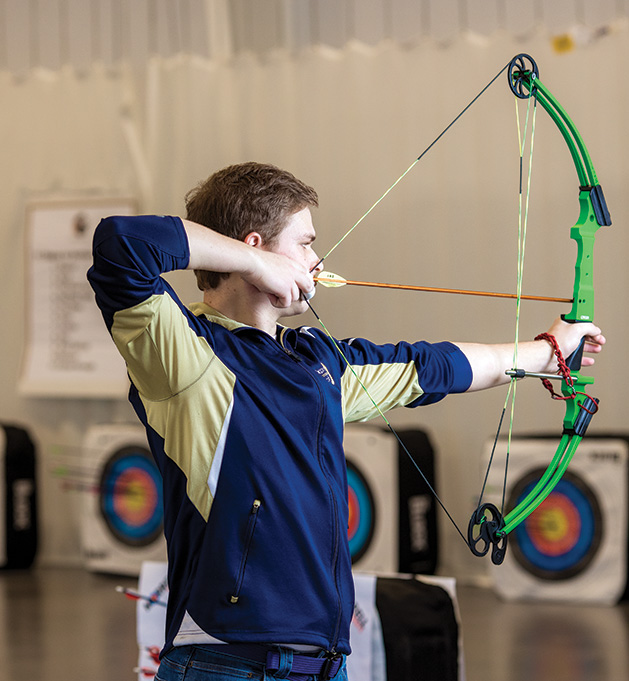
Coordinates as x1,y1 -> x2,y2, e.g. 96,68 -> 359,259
262,207 -> 323,316
265,207 -> 321,272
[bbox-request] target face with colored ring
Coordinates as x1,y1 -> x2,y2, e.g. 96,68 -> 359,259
347,461 -> 377,563
99,446 -> 164,547
508,468 -> 603,580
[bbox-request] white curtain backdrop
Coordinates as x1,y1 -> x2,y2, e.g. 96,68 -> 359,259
1,0 -> 627,73
0,20 -> 626,576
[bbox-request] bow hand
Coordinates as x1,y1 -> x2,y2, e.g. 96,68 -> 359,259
542,317 -> 605,372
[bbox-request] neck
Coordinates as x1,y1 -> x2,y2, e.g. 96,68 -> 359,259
203,278 -> 280,335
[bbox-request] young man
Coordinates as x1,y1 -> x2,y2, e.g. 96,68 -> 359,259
88,162 -> 604,681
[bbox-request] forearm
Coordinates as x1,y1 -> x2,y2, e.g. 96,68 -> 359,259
183,219 -> 258,277
455,317 -> 605,393
454,339 -> 554,391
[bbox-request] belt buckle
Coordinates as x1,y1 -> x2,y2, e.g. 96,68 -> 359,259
320,651 -> 342,679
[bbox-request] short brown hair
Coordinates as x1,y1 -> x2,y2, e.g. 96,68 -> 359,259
185,162 -> 319,290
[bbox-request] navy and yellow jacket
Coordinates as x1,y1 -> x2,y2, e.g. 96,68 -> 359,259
87,215 -> 472,656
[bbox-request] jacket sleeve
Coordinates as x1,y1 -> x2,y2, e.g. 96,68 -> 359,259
87,215 -> 214,400
336,336 -> 473,422
87,215 -> 190,330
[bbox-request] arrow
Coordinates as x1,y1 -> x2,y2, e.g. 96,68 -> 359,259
314,271 -> 572,304
115,585 -> 167,607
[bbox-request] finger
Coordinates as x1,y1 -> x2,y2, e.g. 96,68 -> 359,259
269,285 -> 295,308
584,339 -> 605,354
271,282 -> 301,308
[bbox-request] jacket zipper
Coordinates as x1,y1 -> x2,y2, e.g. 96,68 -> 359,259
230,498 -> 261,604
260,332 -> 344,648
298,352 -> 343,651
328,486 -> 343,649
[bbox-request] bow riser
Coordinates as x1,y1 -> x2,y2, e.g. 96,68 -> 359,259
568,191 -> 605,323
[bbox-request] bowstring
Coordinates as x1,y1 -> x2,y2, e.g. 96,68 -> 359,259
306,59 -> 525,550
306,300 -> 471,547
312,59 -> 514,272
475,88 -> 539,518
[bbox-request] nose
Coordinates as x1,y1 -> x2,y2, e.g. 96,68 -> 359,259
309,253 -> 324,275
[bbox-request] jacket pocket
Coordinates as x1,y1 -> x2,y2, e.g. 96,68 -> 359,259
230,499 -> 261,604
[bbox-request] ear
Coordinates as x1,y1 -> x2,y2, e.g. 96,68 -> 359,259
243,231 -> 264,248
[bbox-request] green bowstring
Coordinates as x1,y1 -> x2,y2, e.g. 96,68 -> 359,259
314,59 -> 514,270
307,59 -> 534,552
475,89 -> 538,523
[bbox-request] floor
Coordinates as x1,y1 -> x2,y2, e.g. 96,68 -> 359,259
0,567 -> 628,681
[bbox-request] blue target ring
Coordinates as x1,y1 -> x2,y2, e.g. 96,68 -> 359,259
347,461 -> 376,563
99,446 -> 164,547
509,469 -> 602,580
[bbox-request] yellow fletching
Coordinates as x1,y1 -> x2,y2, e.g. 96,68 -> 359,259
314,272 -> 348,288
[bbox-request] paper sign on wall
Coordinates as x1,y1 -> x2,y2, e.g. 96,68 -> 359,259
19,198 -> 135,398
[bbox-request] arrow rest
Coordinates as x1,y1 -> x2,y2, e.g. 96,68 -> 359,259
467,503 -> 508,565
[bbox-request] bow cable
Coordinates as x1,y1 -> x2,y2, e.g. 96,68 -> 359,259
474,90 -> 539,523
311,59 -> 514,272
305,299 -> 472,548
306,59 -> 528,551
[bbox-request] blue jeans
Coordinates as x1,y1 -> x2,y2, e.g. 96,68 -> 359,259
155,645 -> 348,681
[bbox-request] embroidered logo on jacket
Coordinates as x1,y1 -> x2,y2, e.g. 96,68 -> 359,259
316,363 -> 335,385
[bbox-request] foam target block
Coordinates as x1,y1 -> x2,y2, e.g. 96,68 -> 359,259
0,424 -> 37,569
81,424 -> 166,575
483,436 -> 629,604
344,425 -> 438,574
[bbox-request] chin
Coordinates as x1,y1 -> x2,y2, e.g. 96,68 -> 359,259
279,302 -> 308,319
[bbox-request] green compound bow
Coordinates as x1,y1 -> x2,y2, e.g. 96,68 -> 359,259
467,54 -> 611,565
308,53 -> 610,565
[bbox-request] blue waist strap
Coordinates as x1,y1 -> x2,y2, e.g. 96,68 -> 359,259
204,644 -> 344,680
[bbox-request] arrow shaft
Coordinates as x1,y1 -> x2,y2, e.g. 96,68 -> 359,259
314,276 -> 571,303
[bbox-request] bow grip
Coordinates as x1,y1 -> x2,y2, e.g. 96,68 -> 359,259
560,316 -> 586,371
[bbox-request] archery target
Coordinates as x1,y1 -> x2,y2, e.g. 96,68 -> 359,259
347,460 -> 377,563
344,426 -> 398,572
508,469 -> 603,580
483,437 -> 628,604
81,424 -> 167,575
344,425 -> 439,574
99,445 -> 163,547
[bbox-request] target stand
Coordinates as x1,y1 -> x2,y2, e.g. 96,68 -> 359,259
483,436 -> 629,604
344,425 -> 438,574
81,424 -> 166,576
